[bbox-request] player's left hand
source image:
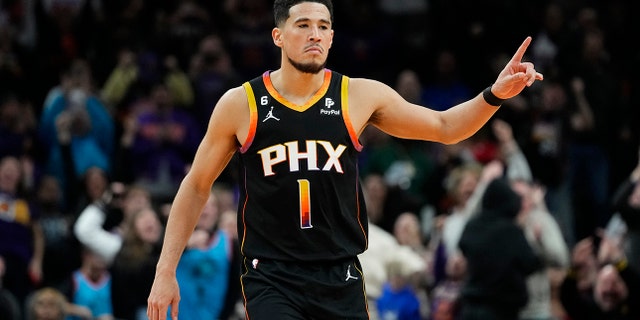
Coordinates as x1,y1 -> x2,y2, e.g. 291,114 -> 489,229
492,36 -> 544,99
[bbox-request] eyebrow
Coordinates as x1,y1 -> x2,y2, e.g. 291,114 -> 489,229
293,17 -> 331,25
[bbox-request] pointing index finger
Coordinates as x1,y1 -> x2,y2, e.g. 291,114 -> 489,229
511,36 -> 532,62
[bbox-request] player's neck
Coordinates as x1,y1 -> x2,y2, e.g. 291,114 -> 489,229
270,66 -> 326,104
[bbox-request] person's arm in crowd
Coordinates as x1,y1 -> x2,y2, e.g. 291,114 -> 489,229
569,77 -> 594,131
596,231 -> 640,303
525,184 -> 570,268
38,94 -> 66,148
163,55 -> 194,108
55,111 -> 81,212
73,203 -> 123,264
492,119 -> 533,182
393,245 -> 428,278
100,49 -> 139,109
29,220 -> 45,285
611,149 -> 640,227
462,160 -> 505,218
597,231 -> 626,269
528,209 -> 571,269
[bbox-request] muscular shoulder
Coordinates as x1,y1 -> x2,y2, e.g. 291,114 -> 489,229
348,78 -> 395,101
207,85 -> 250,141
216,85 -> 249,113
346,77 -> 404,127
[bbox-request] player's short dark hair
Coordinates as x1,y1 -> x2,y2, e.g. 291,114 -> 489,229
273,0 -> 333,27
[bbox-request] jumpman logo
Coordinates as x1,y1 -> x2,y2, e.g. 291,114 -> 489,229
345,265 -> 358,281
263,106 -> 280,122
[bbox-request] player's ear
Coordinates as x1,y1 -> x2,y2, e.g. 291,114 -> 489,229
328,29 -> 334,48
273,27 -> 283,48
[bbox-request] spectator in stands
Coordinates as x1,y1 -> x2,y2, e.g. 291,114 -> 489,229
376,261 -> 422,320
25,287 -> 67,320
129,81 -> 201,203
522,78 -> 574,247
439,119 -> 532,278
560,233 -> 640,319
393,212 -> 433,317
102,50 -> 194,113
170,190 -> 232,320
458,177 -> 543,320
360,220 -> 426,320
430,251 -> 466,320
188,34 -> 242,135
62,247 -> 113,320
35,175 -> 81,289
217,208 -> 243,320
511,178 -> 570,320
38,60 -> 115,201
440,161 -> 498,261
110,206 -> 163,320
74,183 -> 152,265
0,156 -> 44,310
565,27 -> 621,241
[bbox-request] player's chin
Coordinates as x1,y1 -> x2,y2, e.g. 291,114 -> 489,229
290,58 -> 326,74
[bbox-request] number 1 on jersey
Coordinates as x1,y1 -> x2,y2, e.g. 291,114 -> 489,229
298,179 -> 312,229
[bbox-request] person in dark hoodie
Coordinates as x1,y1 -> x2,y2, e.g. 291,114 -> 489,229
457,177 -> 543,320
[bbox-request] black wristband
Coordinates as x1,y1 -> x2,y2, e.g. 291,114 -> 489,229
482,86 -> 505,107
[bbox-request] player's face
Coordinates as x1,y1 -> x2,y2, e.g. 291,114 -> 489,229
273,2 -> 333,74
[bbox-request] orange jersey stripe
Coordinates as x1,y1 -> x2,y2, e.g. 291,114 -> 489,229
263,69 -> 332,112
340,75 -> 363,152
240,82 -> 259,153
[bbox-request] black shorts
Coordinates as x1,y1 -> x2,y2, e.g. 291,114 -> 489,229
240,256 -> 370,320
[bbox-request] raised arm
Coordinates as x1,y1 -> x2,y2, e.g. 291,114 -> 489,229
73,203 -> 123,264
147,86 -> 247,320
357,36 -> 543,144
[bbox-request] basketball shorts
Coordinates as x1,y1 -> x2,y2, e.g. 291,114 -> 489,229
240,256 -> 370,320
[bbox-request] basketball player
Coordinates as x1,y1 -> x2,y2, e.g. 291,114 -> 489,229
147,1 -> 544,319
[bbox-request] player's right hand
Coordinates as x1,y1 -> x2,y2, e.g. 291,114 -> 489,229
147,273 -> 180,320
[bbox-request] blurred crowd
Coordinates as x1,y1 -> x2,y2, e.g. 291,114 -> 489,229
1,0 -> 640,319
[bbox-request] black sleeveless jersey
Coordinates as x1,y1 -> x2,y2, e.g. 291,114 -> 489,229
237,69 -> 368,262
